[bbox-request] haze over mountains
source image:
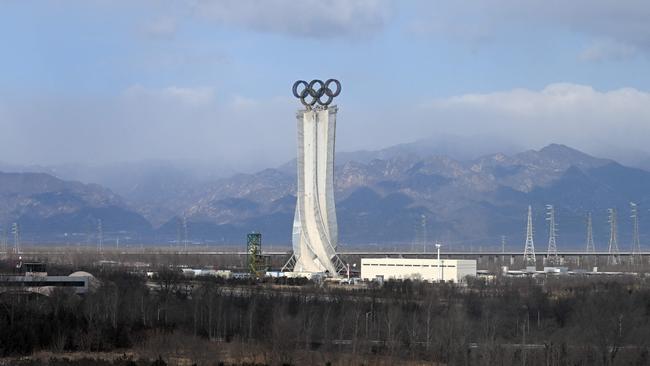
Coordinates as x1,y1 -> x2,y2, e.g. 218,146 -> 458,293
2,140 -> 650,251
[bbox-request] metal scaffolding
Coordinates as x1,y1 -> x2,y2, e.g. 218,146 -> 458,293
247,232 -> 268,276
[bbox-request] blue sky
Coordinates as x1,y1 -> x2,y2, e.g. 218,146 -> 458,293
1,0 -> 650,169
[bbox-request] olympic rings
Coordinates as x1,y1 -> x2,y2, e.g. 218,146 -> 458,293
292,79 -> 341,107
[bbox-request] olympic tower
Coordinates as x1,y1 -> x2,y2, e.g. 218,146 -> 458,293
284,79 -> 345,275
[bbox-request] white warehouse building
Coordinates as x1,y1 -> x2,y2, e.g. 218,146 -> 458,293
361,258 -> 477,283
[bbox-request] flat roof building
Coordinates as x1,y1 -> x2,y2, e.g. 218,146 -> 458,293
0,271 -> 96,295
361,258 -> 477,283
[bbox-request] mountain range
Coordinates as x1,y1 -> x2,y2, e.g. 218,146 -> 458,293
2,142 -> 650,251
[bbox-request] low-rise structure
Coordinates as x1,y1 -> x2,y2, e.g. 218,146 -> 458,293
181,268 -> 232,278
0,271 -> 96,295
360,258 -> 477,283
285,271 -> 327,281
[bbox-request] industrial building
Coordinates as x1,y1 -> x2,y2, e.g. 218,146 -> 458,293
360,258 -> 477,283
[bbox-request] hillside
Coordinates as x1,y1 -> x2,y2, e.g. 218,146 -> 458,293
162,144 -> 647,249
0,172 -> 151,243
4,143 -> 650,250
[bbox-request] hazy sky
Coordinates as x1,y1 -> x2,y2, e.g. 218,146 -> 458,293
2,1 -> 650,169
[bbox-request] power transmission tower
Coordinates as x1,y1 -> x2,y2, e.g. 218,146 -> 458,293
630,202 -> 641,265
523,205 -> 536,268
420,214 -> 428,253
182,216 -> 189,251
1,227 -> 6,254
11,222 -> 20,255
585,212 -> 596,269
586,212 -> 595,253
546,205 -> 559,265
97,219 -> 103,254
501,235 -> 506,253
608,208 -> 620,265
176,217 -> 183,248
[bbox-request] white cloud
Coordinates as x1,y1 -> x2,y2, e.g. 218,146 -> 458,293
411,1 -> 650,54
579,39 -> 638,62
419,83 -> 650,156
0,88 -> 296,170
190,0 -> 391,39
3,82 -> 650,170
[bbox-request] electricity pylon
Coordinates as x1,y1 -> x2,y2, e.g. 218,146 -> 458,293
608,208 -> 620,266
630,202 -> 641,265
420,214 -> 428,253
546,205 -> 559,265
11,222 -> 20,255
176,217 -> 183,248
586,213 -> 595,253
523,205 -> 536,267
1,227 -> 6,254
182,216 -> 189,251
97,219 -> 103,254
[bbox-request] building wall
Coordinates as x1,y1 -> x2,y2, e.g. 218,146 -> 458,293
360,258 -> 477,283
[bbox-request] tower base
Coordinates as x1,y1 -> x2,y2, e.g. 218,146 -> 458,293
281,251 -> 347,276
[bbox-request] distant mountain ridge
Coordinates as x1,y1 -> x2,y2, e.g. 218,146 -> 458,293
2,142 -> 650,250
159,143 -> 646,249
0,172 -> 150,243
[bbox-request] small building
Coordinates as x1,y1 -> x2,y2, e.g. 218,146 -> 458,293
181,268 -> 232,279
543,266 -> 569,274
265,271 -> 286,278
285,271 -> 327,281
360,258 -> 477,283
0,271 -> 97,295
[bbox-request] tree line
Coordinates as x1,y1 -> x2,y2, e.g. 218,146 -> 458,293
2,263 -> 650,365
